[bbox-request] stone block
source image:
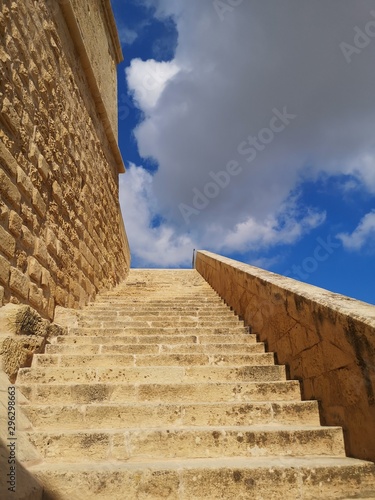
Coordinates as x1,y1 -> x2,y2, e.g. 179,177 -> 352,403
41,268 -> 56,295
16,165 -> 33,200
9,267 -> 29,300
0,303 -> 47,336
20,202 -> 34,228
16,250 -> 28,272
0,141 -> 18,176
0,96 -> 21,135
0,335 -> 46,383
28,256 -> 42,283
34,238 -> 48,266
0,203 -> 9,225
0,225 -> 16,258
21,224 -> 34,250
0,255 -> 10,286
52,181 -> 63,205
28,140 -> 40,166
32,187 -> 47,218
37,154 -> 49,180
55,287 -> 67,307
0,169 -> 21,208
67,294 -> 75,309
29,282 -> 44,310
8,210 -> 22,236
46,228 -> 58,256
47,297 -> 55,321
0,286 -> 4,305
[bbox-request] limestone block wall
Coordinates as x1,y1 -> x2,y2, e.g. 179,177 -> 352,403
196,250 -> 375,462
0,0 -> 130,320
68,0 -> 121,138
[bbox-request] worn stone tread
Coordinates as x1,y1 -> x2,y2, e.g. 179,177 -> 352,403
17,380 -> 302,404
21,400 -> 320,429
32,352 -> 275,368
29,457 -> 375,500
53,333 -> 257,344
27,425 -> 346,461
67,326 -> 249,336
17,364 -> 287,384
45,342 -> 266,355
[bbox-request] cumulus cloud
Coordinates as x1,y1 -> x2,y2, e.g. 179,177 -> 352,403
120,164 -> 193,267
120,165 -> 326,266
126,59 -> 180,112
121,0 -> 375,266
222,206 -> 326,253
349,155 -> 375,193
337,210 -> 375,251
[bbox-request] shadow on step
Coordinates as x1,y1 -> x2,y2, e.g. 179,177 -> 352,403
0,439 -> 43,499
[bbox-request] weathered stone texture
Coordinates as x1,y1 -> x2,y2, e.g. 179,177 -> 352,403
0,303 -> 65,382
0,0 -> 130,319
69,0 -> 121,138
196,250 -> 375,463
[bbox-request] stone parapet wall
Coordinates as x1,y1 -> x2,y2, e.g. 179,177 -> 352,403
0,0 -> 130,319
196,250 -> 375,462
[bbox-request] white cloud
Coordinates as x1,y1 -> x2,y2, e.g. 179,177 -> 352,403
120,164 -> 193,267
126,59 -> 180,112
337,210 -> 375,251
221,205 -> 326,253
121,0 -> 375,266
118,27 -> 139,46
120,164 -> 326,266
350,155 -> 375,193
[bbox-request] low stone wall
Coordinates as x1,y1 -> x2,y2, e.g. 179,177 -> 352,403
196,250 -> 375,462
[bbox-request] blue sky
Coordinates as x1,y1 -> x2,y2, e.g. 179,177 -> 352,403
111,0 -> 375,305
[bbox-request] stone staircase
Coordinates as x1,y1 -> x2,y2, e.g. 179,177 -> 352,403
16,270 -> 375,499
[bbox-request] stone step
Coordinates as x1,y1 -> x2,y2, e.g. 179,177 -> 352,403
76,319 -> 243,328
28,457 -> 375,499
53,333 -> 257,345
95,291 -> 221,296
21,401 -> 320,430
67,326 -> 249,336
17,364 -> 286,384
87,306 -> 230,313
89,305 -> 228,311
86,306 -> 234,314
81,305 -> 234,312
27,425 -> 345,462
32,353 -> 275,368
45,342 -> 265,355
79,313 -> 238,322
17,380 -> 302,405
92,299 -> 226,306
46,343 -> 160,355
